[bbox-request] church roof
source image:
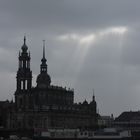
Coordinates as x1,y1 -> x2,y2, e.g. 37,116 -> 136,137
36,72 -> 51,88
115,111 -> 140,122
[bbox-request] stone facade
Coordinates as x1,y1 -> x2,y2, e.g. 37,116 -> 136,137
8,37 -> 97,131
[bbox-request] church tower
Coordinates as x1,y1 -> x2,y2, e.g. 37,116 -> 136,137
15,36 -> 32,109
36,40 -> 51,88
16,36 -> 32,91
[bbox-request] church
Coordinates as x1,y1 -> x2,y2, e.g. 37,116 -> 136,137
7,37 -> 97,131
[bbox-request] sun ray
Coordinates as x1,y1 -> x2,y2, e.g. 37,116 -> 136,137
56,26 -> 128,86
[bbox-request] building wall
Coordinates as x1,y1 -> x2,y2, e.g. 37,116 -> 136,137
32,86 -> 74,107
8,105 -> 97,130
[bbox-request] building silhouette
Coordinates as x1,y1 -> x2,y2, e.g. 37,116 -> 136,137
114,111 -> 140,131
7,37 -> 97,131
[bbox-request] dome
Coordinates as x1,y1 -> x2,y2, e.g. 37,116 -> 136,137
22,44 -> 28,52
36,73 -> 51,88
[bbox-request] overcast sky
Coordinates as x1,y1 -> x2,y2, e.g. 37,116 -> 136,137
1,0 -> 140,117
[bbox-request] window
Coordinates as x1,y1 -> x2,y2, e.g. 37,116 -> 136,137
22,61 -> 23,68
21,81 -> 23,90
26,61 -> 28,68
25,80 -> 28,90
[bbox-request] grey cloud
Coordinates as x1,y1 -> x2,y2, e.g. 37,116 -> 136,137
0,0 -> 140,116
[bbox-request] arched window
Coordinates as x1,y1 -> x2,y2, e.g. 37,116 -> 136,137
25,80 -> 28,90
21,81 -> 23,90
21,61 -> 23,68
27,61 -> 29,68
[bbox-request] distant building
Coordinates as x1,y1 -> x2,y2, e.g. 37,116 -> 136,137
7,37 -> 98,131
114,111 -> 140,131
98,114 -> 114,128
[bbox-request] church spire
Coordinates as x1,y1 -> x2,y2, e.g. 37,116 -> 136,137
92,88 -> 95,101
41,40 -> 47,64
36,40 -> 51,87
22,35 -> 28,53
24,35 -> 26,45
40,40 -> 47,73
43,40 -> 45,59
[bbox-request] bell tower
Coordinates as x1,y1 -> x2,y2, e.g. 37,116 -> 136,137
15,36 -> 32,110
16,36 -> 32,91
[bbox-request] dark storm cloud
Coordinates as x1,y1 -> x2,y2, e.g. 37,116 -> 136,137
0,0 -> 140,116
0,0 -> 139,32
